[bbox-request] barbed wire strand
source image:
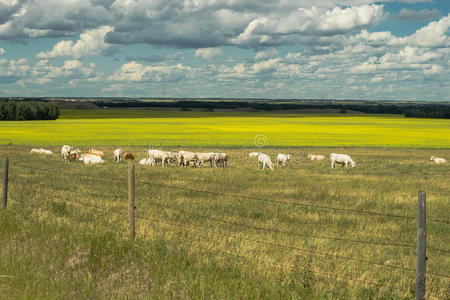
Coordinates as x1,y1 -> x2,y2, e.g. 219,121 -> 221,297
139,231 -> 407,293
138,198 -> 450,255
10,162 -> 449,225
138,181 -> 450,225
135,213 -> 450,279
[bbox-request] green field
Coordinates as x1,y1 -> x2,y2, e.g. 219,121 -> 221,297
0,146 -> 449,299
1,109 -> 450,148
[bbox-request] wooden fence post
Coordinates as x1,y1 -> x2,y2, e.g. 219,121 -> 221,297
416,191 -> 426,300
128,164 -> 135,240
2,158 -> 8,210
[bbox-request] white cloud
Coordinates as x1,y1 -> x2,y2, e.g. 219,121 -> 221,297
0,48 -> 5,55
36,26 -> 117,59
399,15 -> 450,48
194,47 -> 222,59
108,61 -> 193,82
255,48 -> 278,60
231,5 -> 385,46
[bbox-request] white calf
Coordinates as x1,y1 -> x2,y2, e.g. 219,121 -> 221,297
61,145 -> 72,161
277,154 -> 291,166
79,154 -> 105,165
113,149 -> 124,162
430,156 -> 446,164
30,148 -> 53,155
307,154 -> 325,160
330,153 -> 355,169
139,158 -> 155,166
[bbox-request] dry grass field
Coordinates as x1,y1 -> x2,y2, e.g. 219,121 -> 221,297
1,145 -> 449,299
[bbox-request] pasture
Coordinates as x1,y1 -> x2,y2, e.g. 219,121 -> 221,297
1,145 -> 449,299
1,109 -> 450,148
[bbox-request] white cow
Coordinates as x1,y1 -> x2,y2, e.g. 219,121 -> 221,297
139,158 -> 155,166
87,148 -> 104,157
30,148 -> 53,155
79,154 -> 105,165
430,156 -> 446,164
197,152 -> 216,167
249,152 -> 259,158
277,154 -> 291,166
61,145 -> 72,161
214,152 -> 228,167
330,153 -> 355,169
307,154 -> 326,160
147,149 -> 175,167
178,151 -> 198,167
113,149 -> 124,162
258,153 -> 274,170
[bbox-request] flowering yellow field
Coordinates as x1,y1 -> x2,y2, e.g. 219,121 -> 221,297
1,109 -> 449,148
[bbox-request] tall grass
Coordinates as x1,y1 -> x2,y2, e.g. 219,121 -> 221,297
0,146 -> 449,298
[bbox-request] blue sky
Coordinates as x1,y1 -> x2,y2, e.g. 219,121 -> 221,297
0,0 -> 449,101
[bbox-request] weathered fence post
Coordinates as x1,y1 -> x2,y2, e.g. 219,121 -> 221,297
128,164 -> 135,240
416,191 -> 426,300
2,158 -> 8,210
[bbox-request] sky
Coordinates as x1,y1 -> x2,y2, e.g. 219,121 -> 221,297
0,0 -> 449,101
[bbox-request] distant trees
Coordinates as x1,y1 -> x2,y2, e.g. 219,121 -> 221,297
92,100 -> 450,119
0,100 -> 59,120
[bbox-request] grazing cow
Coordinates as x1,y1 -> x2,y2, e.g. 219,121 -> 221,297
307,154 -> 326,160
178,151 -> 198,167
139,158 -> 155,166
113,149 -> 124,162
197,152 -> 216,167
124,152 -> 134,160
430,156 -> 446,164
30,148 -> 53,155
214,152 -> 228,167
250,152 -> 274,170
258,153 -> 274,170
330,153 -> 355,169
277,154 -> 291,166
61,145 -> 72,161
79,154 -> 105,165
147,149 -> 175,167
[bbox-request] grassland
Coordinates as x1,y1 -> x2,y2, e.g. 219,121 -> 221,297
1,145 -> 449,299
0,108 -> 450,148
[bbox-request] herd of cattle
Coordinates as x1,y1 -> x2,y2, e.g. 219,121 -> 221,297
29,146 -> 447,170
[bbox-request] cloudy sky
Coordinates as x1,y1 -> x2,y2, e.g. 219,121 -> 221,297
0,0 -> 449,101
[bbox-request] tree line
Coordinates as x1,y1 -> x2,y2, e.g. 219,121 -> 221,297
92,100 -> 450,119
0,100 -> 59,120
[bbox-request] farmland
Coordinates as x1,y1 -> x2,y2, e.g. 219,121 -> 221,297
0,145 -> 449,299
1,108 -> 449,298
0,109 -> 450,148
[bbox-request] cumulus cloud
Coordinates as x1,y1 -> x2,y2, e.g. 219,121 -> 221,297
255,48 -> 278,60
395,8 -> 440,22
0,57 -> 29,83
195,47 -> 222,59
108,61 -> 193,82
0,48 -> 5,55
36,26 -> 118,59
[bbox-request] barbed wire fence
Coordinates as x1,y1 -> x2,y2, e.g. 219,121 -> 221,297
2,158 -> 449,299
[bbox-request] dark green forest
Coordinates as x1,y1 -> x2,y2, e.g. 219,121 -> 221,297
0,100 -> 59,120
92,100 -> 450,119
